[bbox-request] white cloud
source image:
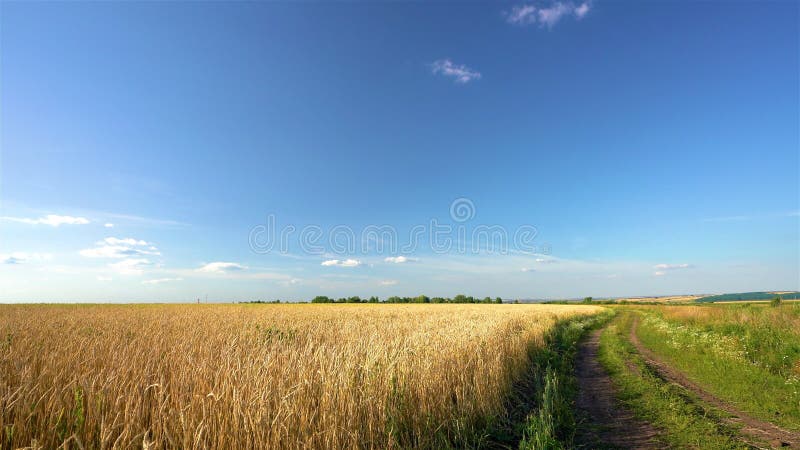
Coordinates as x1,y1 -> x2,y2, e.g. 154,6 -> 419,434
109,258 -> 153,275
653,263 -> 692,276
321,259 -> 362,267
431,59 -> 481,84
142,277 -> 183,285
196,262 -> 247,273
100,212 -> 187,228
1,214 -> 90,226
96,276 -> 113,281
702,211 -> 799,223
103,237 -> 149,246
538,2 -> 573,27
80,237 -> 159,259
384,256 -> 418,264
535,257 -> 557,263
507,4 -> 537,24
654,263 -> 692,270
505,2 -> 591,28
380,279 -> 398,286
0,252 -> 53,265
521,267 -> 535,272
104,223 -> 115,228
574,2 -> 591,19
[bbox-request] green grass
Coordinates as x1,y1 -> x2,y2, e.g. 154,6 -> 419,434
634,304 -> 800,431
518,310 -> 615,449
597,311 -> 749,449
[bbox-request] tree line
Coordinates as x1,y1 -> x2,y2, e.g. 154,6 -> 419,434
311,295 -> 503,304
242,295 -> 504,304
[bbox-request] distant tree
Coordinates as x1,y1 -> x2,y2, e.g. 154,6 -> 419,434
582,297 -> 593,304
771,295 -> 782,307
311,296 -> 332,303
368,296 -> 379,303
453,294 -> 467,303
347,296 -> 362,303
495,297 -> 503,304
413,295 -> 430,304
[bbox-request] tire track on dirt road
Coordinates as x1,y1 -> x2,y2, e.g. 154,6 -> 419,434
574,328 -> 665,449
630,316 -> 800,449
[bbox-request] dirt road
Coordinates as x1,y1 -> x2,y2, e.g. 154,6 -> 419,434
630,317 -> 800,448
573,328 -> 664,449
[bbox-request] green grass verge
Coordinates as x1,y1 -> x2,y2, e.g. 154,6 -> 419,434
517,310 -> 615,450
597,311 -> 749,449
634,305 -> 800,431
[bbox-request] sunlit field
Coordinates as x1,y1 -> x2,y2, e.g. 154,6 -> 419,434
623,303 -> 800,431
0,303 -> 601,449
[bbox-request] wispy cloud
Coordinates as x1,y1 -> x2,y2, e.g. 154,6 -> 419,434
654,263 -> 692,270
653,263 -> 692,276
507,4 -> 538,25
521,267 -> 535,273
431,59 -> 481,84
321,259 -> 362,267
80,238 -> 161,276
1,214 -> 90,226
101,212 -> 187,228
196,262 -> 247,273
104,223 -> 114,228
380,279 -> 398,286
142,277 -> 183,285
701,211 -> 800,223
1,252 -> 53,265
574,2 -> 590,18
79,237 -> 159,259
109,258 -> 154,275
505,2 -> 592,28
384,256 -> 418,264
538,2 -> 573,27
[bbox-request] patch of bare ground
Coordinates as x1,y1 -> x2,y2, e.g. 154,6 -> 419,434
574,328 -> 665,449
630,317 -> 800,449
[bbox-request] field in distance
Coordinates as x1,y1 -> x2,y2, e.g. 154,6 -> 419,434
0,303 -> 602,449
613,294 -> 704,303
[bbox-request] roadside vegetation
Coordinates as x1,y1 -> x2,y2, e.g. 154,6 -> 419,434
0,303 -> 602,449
598,311 -> 750,448
517,310 -> 614,449
631,303 -> 800,431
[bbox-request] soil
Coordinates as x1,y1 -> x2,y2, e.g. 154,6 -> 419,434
573,328 -> 665,449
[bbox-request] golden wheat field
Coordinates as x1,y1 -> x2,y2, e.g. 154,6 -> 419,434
0,303 -> 601,449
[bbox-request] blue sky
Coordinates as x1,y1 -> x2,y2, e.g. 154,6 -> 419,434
1,1 -> 797,301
